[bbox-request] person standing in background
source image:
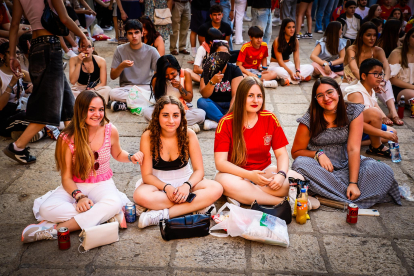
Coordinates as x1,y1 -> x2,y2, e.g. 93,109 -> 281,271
234,0 -> 248,44
251,0 -> 274,45
170,0 -> 191,55
189,0 -> 210,56
356,0 -> 369,18
210,0 -> 235,50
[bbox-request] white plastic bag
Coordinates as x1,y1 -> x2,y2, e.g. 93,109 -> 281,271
126,86 -> 155,115
92,25 -> 104,36
210,203 -> 290,247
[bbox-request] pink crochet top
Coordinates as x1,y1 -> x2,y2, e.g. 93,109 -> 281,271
61,123 -> 113,183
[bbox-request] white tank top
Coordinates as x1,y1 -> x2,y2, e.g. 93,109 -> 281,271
344,81 -> 377,110
165,71 -> 185,99
0,69 -> 19,103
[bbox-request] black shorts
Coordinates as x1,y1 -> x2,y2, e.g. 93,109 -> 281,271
298,0 -> 314,3
190,8 -> 209,33
27,38 -> 74,126
392,85 -> 405,99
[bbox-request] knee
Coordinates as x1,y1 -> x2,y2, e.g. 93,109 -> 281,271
208,180 -> 224,200
365,107 -> 382,123
101,196 -> 123,215
196,97 -> 208,109
215,173 -> 237,192
133,189 -> 152,207
194,108 -> 206,121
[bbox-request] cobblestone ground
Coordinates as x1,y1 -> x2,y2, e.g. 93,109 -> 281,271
1,16 -> 414,276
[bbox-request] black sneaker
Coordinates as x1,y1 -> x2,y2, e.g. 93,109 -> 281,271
3,143 -> 36,164
110,101 -> 127,112
302,32 -> 313,39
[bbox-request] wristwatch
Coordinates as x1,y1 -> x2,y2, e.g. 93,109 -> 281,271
323,62 -> 328,67
329,61 -> 333,66
127,153 -> 133,162
209,80 -> 216,86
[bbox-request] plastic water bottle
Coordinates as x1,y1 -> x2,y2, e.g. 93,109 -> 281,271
388,131 -> 401,163
398,95 -> 405,119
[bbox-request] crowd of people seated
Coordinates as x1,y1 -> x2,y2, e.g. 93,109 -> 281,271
0,0 -> 411,245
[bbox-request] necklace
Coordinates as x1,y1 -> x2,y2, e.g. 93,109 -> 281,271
89,128 -> 98,145
245,114 -> 258,129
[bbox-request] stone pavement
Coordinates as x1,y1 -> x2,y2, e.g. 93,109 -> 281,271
1,16 -> 414,276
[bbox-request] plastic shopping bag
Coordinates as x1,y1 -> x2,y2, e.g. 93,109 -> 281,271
210,203 -> 289,247
92,25 -> 104,36
126,86 -> 155,115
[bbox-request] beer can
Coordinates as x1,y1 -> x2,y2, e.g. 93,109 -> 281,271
346,203 -> 358,224
58,227 -> 71,250
124,202 -> 136,223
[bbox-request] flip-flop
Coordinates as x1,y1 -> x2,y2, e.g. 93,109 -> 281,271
390,116 -> 404,126
365,144 -> 391,158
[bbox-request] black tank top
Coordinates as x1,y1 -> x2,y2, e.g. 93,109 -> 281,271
271,41 -> 293,61
78,56 -> 100,85
153,155 -> 188,171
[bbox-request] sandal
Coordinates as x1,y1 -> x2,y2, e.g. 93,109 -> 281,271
382,116 -> 393,126
365,144 -> 391,158
390,116 -> 404,126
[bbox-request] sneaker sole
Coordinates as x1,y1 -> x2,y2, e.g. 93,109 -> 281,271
21,220 -> 47,242
227,197 -> 241,207
3,147 -> 36,165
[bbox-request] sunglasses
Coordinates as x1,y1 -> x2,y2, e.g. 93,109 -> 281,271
93,151 -> 99,170
213,40 -> 229,44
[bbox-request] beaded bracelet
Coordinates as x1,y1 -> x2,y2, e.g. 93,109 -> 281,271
76,194 -> 88,203
72,189 -> 82,199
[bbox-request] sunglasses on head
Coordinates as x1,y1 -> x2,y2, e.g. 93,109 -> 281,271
213,40 -> 229,45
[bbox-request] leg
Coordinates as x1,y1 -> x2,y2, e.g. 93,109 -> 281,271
396,89 -> 414,103
234,0 -> 247,44
190,31 -> 197,48
215,172 -> 289,205
170,3 -> 182,52
305,3 -> 313,33
113,17 -> 119,40
363,107 -> 385,149
14,123 -> 45,149
134,183 -> 175,210
263,8 -> 272,45
261,70 -> 278,81
94,86 -> 112,105
197,98 -> 227,122
300,64 -> 315,79
109,86 -> 132,102
185,108 -> 206,125
0,110 -> 28,137
178,2 -> 191,51
322,0 -> 335,30
185,68 -> 201,82
314,0 -> 328,31
296,3 -> 307,35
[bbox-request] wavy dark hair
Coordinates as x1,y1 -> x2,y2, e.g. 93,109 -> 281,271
145,95 -> 189,166
210,41 -> 230,54
376,19 -> 401,57
150,55 -> 181,101
277,18 -> 297,54
400,27 -> 414,69
323,21 -> 342,56
362,4 -> 380,22
309,77 -> 349,139
140,15 -> 161,46
354,22 -> 378,65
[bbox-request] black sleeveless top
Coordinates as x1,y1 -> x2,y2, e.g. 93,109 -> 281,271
271,41 -> 293,61
78,56 -> 100,85
153,155 -> 188,171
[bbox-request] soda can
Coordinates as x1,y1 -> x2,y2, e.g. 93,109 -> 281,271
58,227 -> 71,250
409,98 -> 414,118
124,202 -> 136,223
257,72 -> 262,79
346,203 -> 358,224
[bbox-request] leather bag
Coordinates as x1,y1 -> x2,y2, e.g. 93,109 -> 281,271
41,0 -> 69,36
251,197 -> 292,224
78,222 -> 119,252
154,8 -> 172,25
159,207 -> 213,241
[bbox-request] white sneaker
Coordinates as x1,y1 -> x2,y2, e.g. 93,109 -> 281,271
21,221 -> 57,243
138,209 -> 165,228
203,119 -> 218,131
108,38 -> 118,44
193,204 -> 217,216
243,15 -> 252,22
63,50 -> 77,60
71,46 -> 79,54
235,40 -> 247,45
263,80 -> 278,88
188,124 -> 200,133
227,197 -> 241,207
317,30 -> 323,34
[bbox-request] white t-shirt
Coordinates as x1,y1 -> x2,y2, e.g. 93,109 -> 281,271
355,7 -> 368,19
345,16 -> 358,39
194,46 -> 207,67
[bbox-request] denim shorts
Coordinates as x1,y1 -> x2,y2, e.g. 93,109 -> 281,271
27,37 -> 74,126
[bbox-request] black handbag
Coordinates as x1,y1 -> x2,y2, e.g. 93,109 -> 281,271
159,207 -> 214,241
41,0 -> 69,36
330,64 -> 344,72
251,197 -> 292,224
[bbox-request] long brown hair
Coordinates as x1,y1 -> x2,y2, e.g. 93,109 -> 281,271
376,19 -> 401,57
55,90 -> 109,180
228,77 -> 265,166
277,18 -> 297,54
363,4 -> 380,21
354,22 -> 378,65
146,96 -> 189,165
400,28 -> 414,69
324,21 -> 342,56
309,77 -> 349,139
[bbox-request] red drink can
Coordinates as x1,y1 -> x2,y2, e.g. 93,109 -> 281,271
346,203 -> 358,224
58,227 -> 71,250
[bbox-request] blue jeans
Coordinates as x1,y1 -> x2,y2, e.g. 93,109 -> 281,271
311,0 -> 318,20
211,0 -> 233,50
315,0 -> 335,31
251,8 -> 272,45
197,98 -> 230,122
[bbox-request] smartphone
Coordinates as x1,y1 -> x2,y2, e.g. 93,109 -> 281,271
358,209 -> 380,216
186,193 -> 197,203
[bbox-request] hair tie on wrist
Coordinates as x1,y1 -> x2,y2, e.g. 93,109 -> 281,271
163,183 -> 171,193
349,181 -> 358,185
277,170 -> 287,178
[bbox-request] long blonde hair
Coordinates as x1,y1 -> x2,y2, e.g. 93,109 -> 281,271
228,77 -> 265,166
55,91 -> 109,180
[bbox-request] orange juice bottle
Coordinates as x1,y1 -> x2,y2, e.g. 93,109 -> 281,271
296,188 -> 308,224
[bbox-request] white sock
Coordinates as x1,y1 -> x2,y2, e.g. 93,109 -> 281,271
163,208 -> 169,220
13,142 -> 24,151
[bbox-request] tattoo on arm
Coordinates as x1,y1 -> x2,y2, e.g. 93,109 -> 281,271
179,86 -> 188,96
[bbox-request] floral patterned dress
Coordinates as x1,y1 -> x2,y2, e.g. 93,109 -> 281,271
144,0 -> 173,41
